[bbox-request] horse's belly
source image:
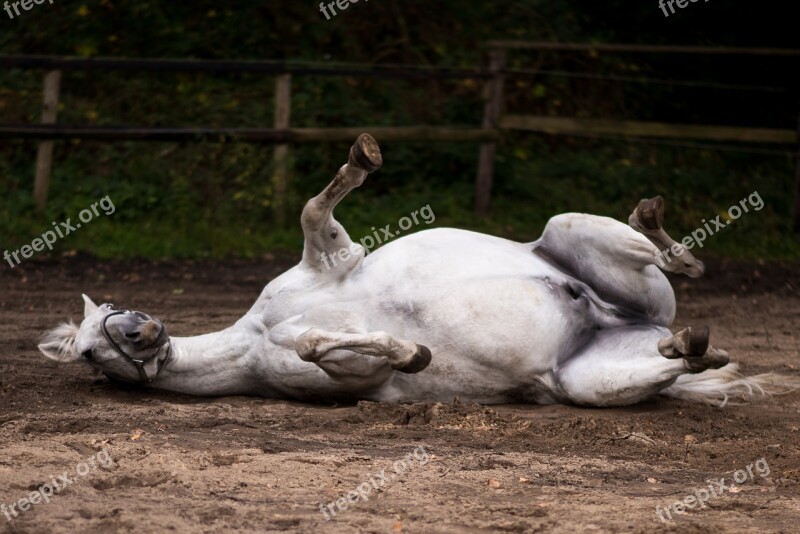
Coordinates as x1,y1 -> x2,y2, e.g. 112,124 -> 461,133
370,276 -> 593,383
357,276 -> 589,403
337,229 -> 597,377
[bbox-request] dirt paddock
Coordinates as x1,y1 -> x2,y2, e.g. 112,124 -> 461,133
1,255 -> 799,533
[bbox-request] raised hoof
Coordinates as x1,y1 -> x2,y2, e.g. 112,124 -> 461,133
659,326 -> 710,359
349,133 -> 383,173
393,344 -> 432,374
630,195 -> 665,232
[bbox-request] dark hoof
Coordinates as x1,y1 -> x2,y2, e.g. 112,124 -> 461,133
394,344 -> 432,374
349,133 -> 383,173
634,196 -> 665,231
659,325 -> 710,359
684,325 -> 710,357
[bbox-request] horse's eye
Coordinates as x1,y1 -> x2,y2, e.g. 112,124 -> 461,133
82,350 -> 94,361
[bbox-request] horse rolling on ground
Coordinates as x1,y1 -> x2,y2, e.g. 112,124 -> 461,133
39,134 -> 799,407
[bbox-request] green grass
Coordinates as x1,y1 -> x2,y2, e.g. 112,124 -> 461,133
2,133 -> 798,262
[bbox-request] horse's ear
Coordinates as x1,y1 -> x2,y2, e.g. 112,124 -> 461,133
38,322 -> 81,362
82,294 -> 98,318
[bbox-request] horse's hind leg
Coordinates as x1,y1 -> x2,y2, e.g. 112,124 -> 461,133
300,133 -> 383,274
533,213 -> 678,325
628,195 -> 705,278
556,326 -> 729,406
534,196 -> 705,326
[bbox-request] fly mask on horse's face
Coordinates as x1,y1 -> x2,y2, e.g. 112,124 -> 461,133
94,306 -> 171,383
39,294 -> 172,384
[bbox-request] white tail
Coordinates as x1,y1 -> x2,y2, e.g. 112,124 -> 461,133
660,364 -> 800,407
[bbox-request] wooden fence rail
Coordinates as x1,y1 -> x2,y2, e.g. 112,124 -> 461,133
487,41 -> 800,56
0,54 -> 492,79
0,125 -> 500,143
500,116 -> 798,145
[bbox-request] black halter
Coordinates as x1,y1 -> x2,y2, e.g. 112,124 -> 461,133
100,310 -> 171,384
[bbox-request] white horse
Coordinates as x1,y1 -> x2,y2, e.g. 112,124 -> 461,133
39,134 -> 796,406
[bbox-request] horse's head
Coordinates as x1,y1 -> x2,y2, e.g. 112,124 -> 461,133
38,295 -> 172,384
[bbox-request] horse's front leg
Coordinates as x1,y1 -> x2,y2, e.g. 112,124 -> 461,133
295,329 -> 432,374
300,133 -> 383,275
269,308 -> 432,380
250,134 -> 382,320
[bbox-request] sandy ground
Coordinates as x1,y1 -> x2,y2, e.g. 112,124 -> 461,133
1,254 -> 799,533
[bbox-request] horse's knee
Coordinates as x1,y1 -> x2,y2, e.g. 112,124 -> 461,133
294,328 -> 327,362
540,213 -> 578,242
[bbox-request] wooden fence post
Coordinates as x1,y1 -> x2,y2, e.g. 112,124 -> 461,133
34,70 -> 61,214
794,111 -> 800,235
272,73 -> 292,227
474,48 -> 507,217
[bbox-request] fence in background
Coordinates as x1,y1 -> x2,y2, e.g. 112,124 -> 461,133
485,41 -> 800,233
0,55 -> 498,225
1,44 -> 799,232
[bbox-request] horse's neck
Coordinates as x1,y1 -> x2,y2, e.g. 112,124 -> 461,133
152,318 -> 265,396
